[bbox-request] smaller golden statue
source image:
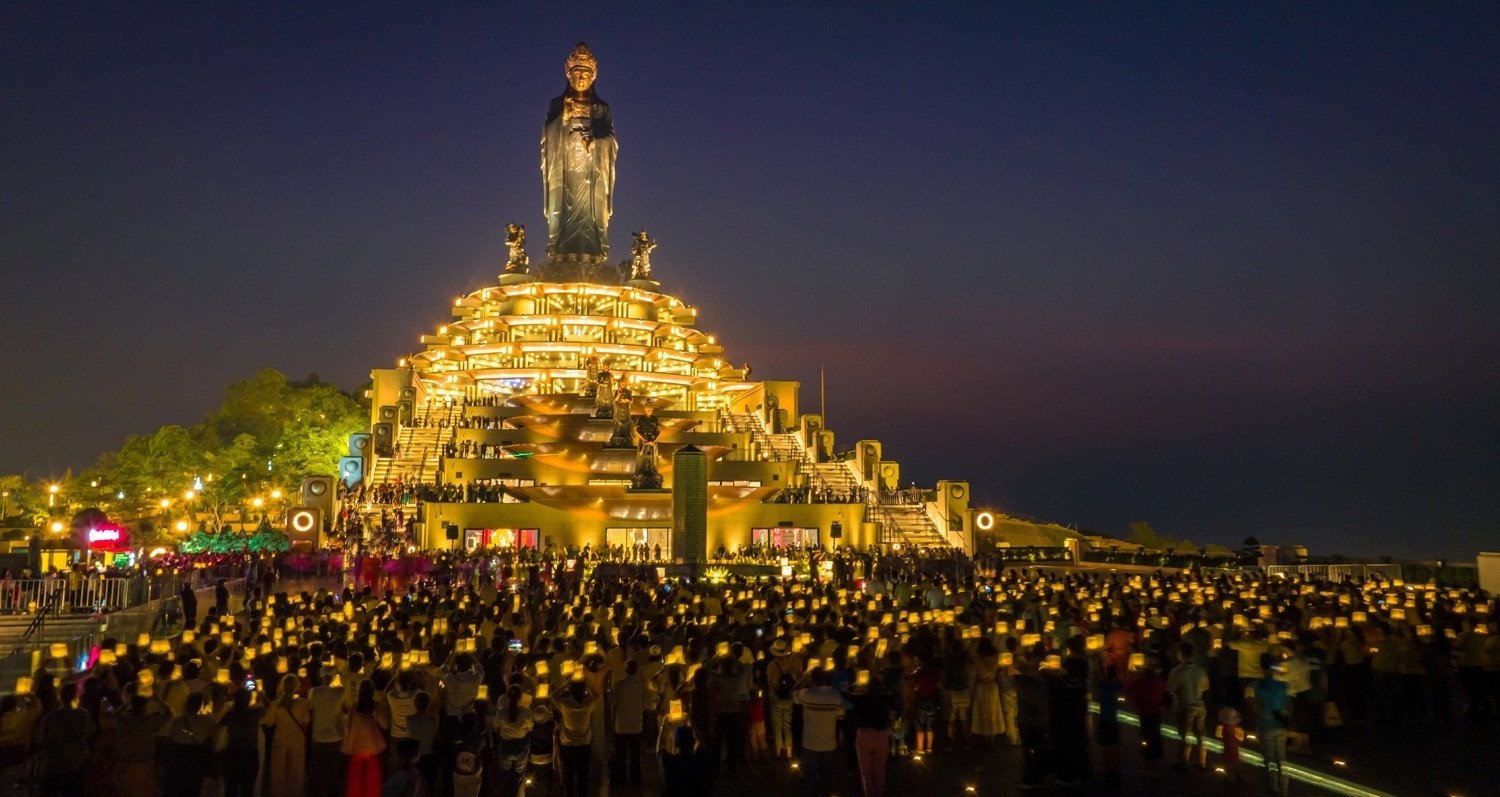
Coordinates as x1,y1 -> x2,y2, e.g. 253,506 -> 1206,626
504,223 -> 529,273
606,380 -> 635,448
627,229 -> 657,281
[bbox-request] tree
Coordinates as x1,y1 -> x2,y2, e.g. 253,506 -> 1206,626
51,368 -> 368,534
1128,521 -> 1166,550
0,475 -> 43,524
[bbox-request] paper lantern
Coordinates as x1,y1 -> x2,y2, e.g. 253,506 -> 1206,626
381,653 -> 395,669
214,669 -> 231,685
476,684 -> 489,701
536,683 -> 550,700
534,660 -> 549,677
1352,611 -> 1367,624
1042,655 -> 1062,670
48,643 -> 67,659
1086,635 -> 1105,652
1128,653 -> 1146,671
1020,634 -> 1041,647
98,649 -> 118,666
150,639 -> 171,656
137,633 -> 151,648
14,677 -> 33,695
561,660 -> 575,677
668,699 -> 684,721
999,652 -> 1014,667
1335,617 -> 1349,629
114,643 -> 128,658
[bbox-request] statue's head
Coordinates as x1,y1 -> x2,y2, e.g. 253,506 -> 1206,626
566,43 -> 597,93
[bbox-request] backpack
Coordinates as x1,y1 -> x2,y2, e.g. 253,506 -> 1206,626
774,670 -> 796,701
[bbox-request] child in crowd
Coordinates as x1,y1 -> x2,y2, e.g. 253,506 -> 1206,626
1217,706 -> 1244,782
747,686 -> 768,759
1127,656 -> 1167,774
384,737 -> 428,797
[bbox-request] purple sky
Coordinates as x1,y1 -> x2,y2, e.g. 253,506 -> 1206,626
2,3 -> 1497,558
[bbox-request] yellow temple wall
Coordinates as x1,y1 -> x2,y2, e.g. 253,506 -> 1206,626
414,499 -> 874,552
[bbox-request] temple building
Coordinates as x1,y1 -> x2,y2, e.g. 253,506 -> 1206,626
339,45 -> 1075,558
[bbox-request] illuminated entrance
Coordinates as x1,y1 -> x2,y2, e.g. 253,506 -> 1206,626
464,528 -> 539,551
606,527 -> 671,558
752,527 -> 820,549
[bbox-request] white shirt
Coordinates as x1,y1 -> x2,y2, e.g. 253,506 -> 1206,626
794,686 -> 847,752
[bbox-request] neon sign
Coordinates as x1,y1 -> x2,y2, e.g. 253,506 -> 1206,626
86,523 -> 127,548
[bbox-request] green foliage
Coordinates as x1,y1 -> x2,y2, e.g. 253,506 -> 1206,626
0,475 -> 45,523
248,525 -> 290,553
1127,521 -> 1166,549
181,529 -> 246,554
18,369 -> 366,532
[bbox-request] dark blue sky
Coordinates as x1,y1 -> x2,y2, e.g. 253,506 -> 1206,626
3,3 -> 1497,558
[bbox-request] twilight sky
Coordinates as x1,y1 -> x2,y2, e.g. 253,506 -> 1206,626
2,3 -> 1497,558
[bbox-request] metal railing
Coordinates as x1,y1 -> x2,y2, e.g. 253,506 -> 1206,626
0,577 -> 152,614
1264,563 -> 1402,581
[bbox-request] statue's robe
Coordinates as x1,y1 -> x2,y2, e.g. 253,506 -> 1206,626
541,90 -> 616,259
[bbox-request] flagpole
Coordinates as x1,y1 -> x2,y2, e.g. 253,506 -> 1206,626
820,366 -> 826,423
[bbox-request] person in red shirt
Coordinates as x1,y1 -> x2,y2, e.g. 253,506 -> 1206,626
1126,656 -> 1167,772
908,658 -> 941,755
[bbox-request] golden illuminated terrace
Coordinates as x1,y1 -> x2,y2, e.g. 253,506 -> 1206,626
406,280 -> 754,410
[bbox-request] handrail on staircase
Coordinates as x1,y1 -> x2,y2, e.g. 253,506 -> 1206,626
19,582 -> 65,644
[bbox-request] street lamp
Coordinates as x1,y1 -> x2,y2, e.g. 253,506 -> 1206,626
49,521 -> 63,534
158,498 -> 170,510
48,484 -> 59,508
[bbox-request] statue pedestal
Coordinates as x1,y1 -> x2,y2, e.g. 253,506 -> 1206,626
498,271 -> 536,286
540,254 -> 619,284
626,278 -> 661,292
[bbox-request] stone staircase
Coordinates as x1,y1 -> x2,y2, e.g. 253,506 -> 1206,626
877,502 -> 948,548
369,405 -> 449,485
804,460 -> 862,496
764,431 -> 808,463
722,411 -> 784,461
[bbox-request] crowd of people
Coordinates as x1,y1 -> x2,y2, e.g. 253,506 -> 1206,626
769,485 -> 868,505
0,547 -> 1494,797
359,482 -> 516,508
442,441 -> 509,461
